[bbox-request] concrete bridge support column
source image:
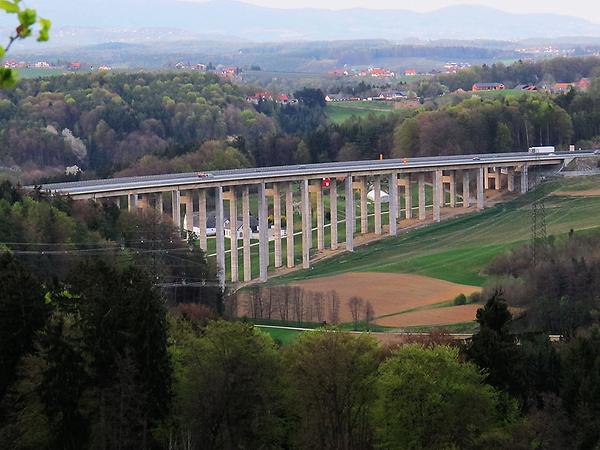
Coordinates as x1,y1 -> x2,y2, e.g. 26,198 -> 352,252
404,175 -> 412,220
521,166 -> 529,193
418,173 -> 426,220
286,183 -> 295,268
258,182 -> 269,282
388,172 -> 398,236
477,168 -> 485,211
198,190 -> 207,251
449,171 -> 456,207
242,186 -> 252,281
155,193 -> 163,216
183,192 -> 194,230
128,193 -> 136,213
462,171 -> 470,208
345,175 -> 355,251
433,169 -> 442,222
360,177 -> 368,234
301,179 -> 311,269
227,189 -> 238,283
330,179 -> 338,250
171,190 -> 180,228
507,169 -> 515,192
273,184 -> 282,268
374,175 -> 382,235
316,183 -> 325,251
438,171 -> 445,207
215,186 -> 225,289
495,168 -> 502,191
484,168 -> 490,190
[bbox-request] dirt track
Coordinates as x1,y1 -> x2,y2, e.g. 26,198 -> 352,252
554,189 -> 600,197
291,272 -> 480,327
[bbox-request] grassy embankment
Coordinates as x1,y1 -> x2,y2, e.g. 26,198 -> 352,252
255,176 -> 600,342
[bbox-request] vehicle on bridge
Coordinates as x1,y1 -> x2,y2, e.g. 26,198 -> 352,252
529,146 -> 555,154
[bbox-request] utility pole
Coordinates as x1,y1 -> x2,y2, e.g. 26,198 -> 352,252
531,200 -> 547,265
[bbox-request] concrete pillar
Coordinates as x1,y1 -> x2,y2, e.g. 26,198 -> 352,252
273,184 -> 282,268
316,183 -> 325,251
242,186 -> 252,282
484,168 -> 490,190
286,183 -> 294,268
507,169 -> 515,193
215,187 -> 225,289
330,179 -> 338,250
495,168 -> 502,191
449,171 -> 456,207
156,193 -> 163,216
521,166 -> 529,193
113,197 -> 121,209
438,171 -> 445,207
433,170 -> 442,222
198,190 -> 207,251
418,173 -> 426,220
404,175 -> 412,219
360,177 -> 368,234
183,192 -> 193,230
374,175 -> 382,235
388,172 -> 398,236
462,171 -> 470,208
477,168 -> 485,211
301,179 -> 310,269
258,182 -> 269,282
128,193 -> 136,212
345,175 -> 354,251
228,189 -> 238,283
171,190 -> 180,228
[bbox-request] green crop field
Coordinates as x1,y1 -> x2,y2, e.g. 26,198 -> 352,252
271,176 -> 600,287
326,101 -> 400,123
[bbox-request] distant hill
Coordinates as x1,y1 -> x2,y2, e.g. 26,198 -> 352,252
5,0 -> 600,42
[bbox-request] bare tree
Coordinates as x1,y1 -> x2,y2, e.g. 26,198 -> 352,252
313,292 -> 325,324
292,286 -> 305,323
363,301 -> 375,330
348,296 -> 365,330
328,290 -> 340,325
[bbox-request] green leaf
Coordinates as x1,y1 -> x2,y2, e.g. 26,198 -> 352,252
0,1 -> 20,14
37,17 -> 51,42
17,7 -> 36,28
0,67 -> 17,89
0,46 -> 5,58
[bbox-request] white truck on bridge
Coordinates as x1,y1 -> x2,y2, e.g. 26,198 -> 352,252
529,146 -> 555,154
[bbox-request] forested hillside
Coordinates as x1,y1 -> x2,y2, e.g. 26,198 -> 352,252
2,60 -> 600,184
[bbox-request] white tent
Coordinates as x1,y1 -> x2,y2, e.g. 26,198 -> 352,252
367,189 -> 389,203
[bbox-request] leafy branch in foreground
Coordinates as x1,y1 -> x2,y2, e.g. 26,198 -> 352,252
0,0 -> 51,88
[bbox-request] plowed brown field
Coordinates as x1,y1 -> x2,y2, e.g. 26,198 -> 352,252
291,272 -> 480,327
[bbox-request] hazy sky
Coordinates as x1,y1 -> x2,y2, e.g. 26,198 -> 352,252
199,0 -> 600,23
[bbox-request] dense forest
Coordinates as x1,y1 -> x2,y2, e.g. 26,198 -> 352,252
1,183 -> 600,449
1,58 -> 600,184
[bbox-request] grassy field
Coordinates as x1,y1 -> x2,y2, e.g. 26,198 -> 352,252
326,101 -> 401,124
272,176 -> 600,287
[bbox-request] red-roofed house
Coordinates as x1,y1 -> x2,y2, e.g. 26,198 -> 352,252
404,69 -> 417,76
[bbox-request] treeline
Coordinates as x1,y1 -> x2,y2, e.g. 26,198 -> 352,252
0,72 -> 271,178
0,181 -> 221,306
3,257 -> 600,449
436,56 -> 600,91
487,230 -> 600,337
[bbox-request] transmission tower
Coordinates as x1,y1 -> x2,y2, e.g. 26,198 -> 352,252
531,199 -> 547,265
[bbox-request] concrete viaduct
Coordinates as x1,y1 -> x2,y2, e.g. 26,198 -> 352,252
35,151 -> 586,288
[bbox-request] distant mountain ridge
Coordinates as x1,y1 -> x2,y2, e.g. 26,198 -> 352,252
3,0 -> 600,42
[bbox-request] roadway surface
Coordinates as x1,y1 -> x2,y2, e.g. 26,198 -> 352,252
35,151 -> 594,197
